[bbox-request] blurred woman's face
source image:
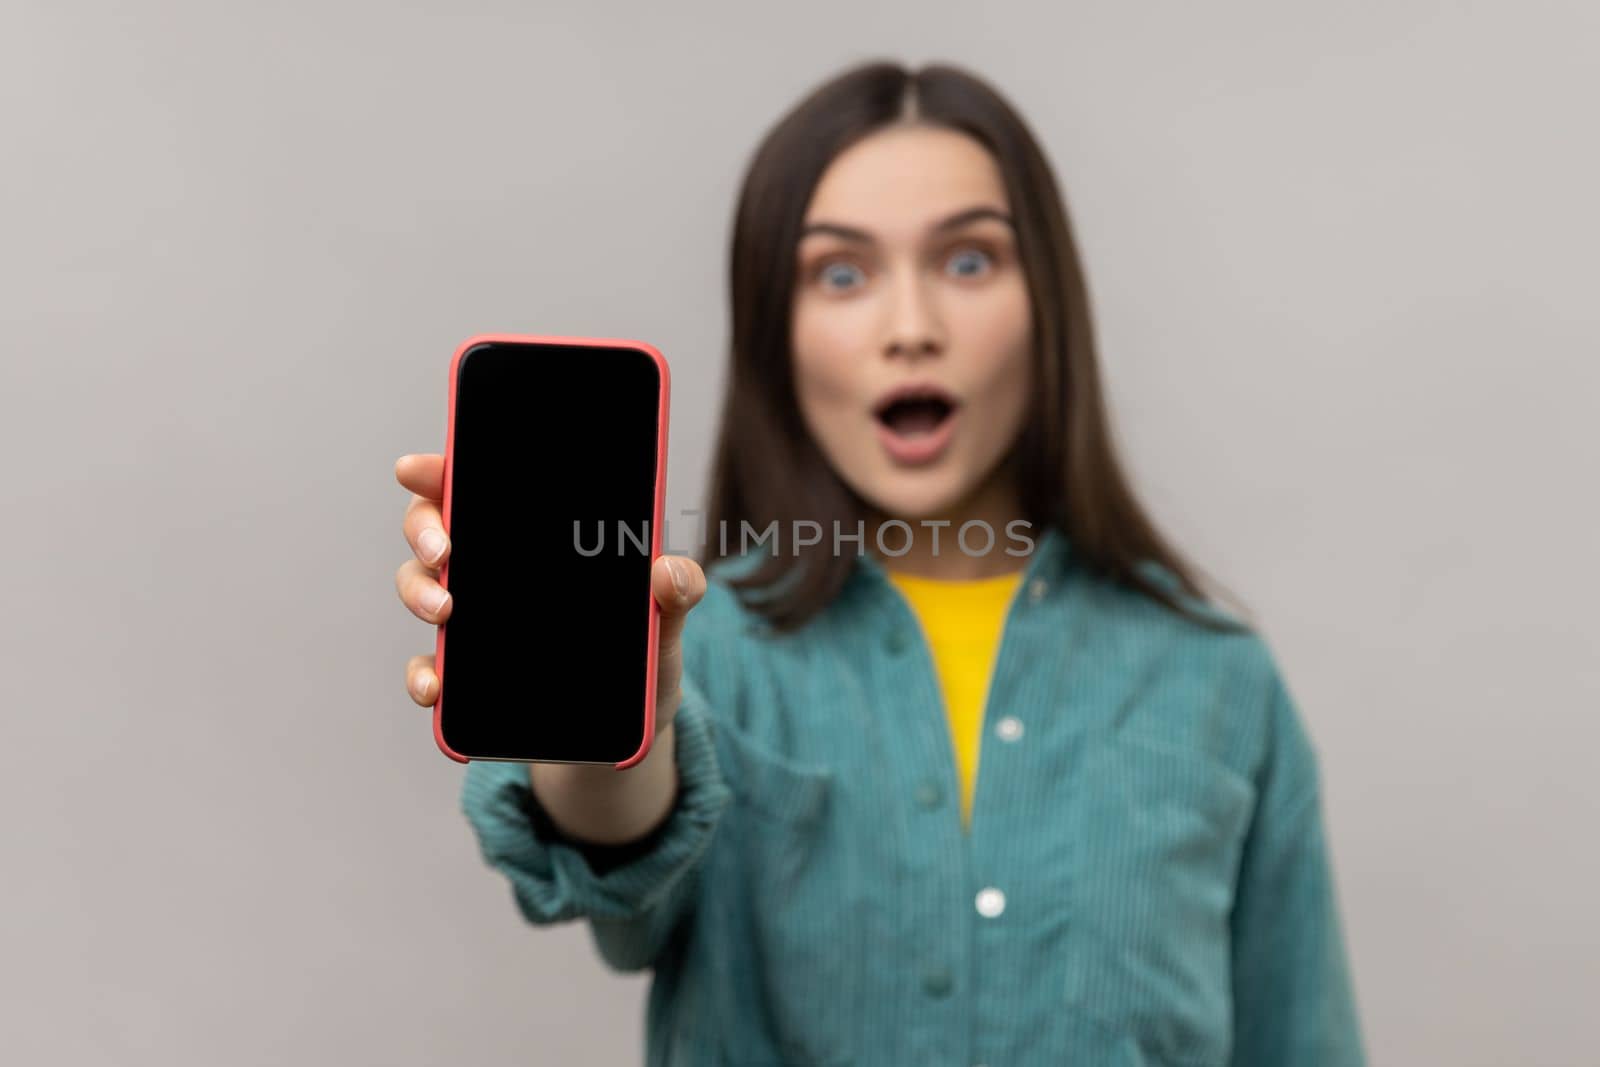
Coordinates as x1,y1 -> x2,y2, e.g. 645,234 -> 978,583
791,123 -> 1033,527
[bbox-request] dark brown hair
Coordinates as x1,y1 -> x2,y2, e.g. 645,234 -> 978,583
697,59 -> 1252,635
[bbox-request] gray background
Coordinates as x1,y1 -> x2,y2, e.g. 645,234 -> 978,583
5,1 -> 1596,1064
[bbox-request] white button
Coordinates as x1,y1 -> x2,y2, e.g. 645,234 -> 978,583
976,886 -> 1006,918
995,715 -> 1024,742
1028,577 -> 1048,602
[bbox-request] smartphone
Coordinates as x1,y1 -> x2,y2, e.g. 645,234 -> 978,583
432,334 -> 669,768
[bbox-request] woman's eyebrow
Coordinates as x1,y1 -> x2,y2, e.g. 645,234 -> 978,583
798,205 -> 1014,244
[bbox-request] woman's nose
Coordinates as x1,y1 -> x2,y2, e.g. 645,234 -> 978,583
883,270 -> 945,360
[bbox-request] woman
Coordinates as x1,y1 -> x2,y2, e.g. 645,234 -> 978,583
394,60 -> 1364,1065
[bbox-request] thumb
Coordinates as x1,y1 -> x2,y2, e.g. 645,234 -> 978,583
653,554 -> 706,661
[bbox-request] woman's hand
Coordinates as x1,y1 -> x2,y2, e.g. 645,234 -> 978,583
393,453 -> 706,736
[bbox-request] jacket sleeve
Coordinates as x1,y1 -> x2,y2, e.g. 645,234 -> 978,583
1229,663 -> 1366,1066
458,661 -> 734,973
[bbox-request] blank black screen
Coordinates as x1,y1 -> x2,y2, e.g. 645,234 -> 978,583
438,340 -> 661,763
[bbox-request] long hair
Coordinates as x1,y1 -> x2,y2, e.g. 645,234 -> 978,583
698,59 -> 1252,635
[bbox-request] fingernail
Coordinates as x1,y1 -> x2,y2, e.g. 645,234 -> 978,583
666,557 -> 688,598
421,585 -> 450,617
419,528 -> 447,564
413,673 -> 433,701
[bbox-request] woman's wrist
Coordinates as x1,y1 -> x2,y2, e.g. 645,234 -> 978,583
526,720 -> 678,846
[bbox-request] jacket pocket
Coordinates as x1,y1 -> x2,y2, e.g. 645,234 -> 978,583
1060,734 -> 1256,1066
707,723 -> 856,1066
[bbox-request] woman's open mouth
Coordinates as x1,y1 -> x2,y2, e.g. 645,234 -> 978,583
872,383 -> 961,466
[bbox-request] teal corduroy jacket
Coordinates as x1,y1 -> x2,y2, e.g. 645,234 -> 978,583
461,526 -> 1365,1065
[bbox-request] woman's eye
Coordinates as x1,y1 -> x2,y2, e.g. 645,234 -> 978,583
817,261 -> 865,291
946,247 -> 993,279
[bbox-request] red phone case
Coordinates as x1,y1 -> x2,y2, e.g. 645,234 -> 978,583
432,333 -> 670,770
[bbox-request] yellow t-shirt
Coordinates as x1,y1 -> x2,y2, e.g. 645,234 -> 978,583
884,567 -> 1024,831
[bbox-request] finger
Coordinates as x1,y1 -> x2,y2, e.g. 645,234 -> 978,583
402,494 -> 450,568
395,557 -> 453,624
654,555 -> 706,662
405,653 -> 439,706
395,453 -> 445,501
